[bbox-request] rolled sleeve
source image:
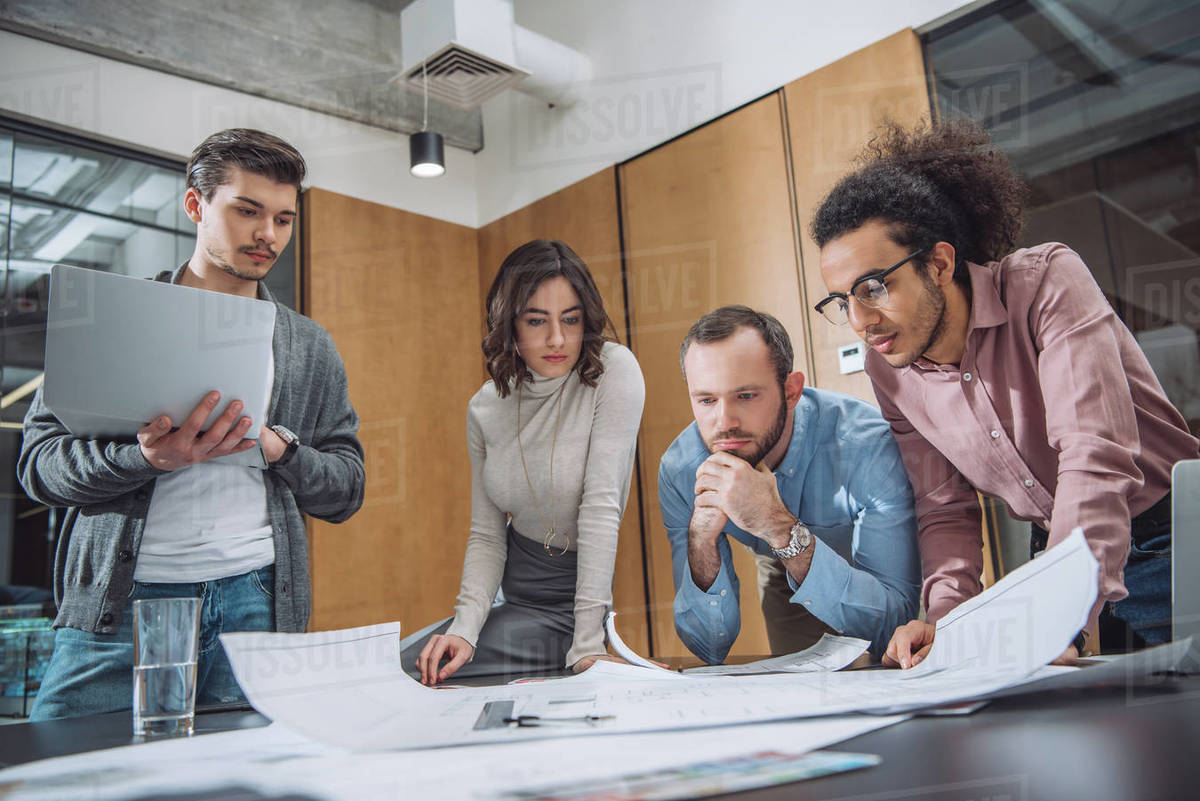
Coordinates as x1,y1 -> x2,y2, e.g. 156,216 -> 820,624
660,452 -> 743,664
784,437 -> 921,655
672,537 -> 742,664
786,533 -> 917,657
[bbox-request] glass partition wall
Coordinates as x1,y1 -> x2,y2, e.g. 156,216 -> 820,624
0,119 -> 298,591
924,0 -> 1200,574
926,0 -> 1200,433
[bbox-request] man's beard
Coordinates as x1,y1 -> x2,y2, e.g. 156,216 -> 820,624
705,391 -> 788,466
870,275 -> 948,368
911,277 -> 948,363
207,243 -> 273,282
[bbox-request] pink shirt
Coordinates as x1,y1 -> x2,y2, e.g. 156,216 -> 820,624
867,243 -> 1198,626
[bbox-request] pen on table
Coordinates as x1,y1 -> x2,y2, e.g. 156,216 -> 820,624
503,714 -> 615,727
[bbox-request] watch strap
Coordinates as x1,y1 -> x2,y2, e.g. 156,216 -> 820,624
771,519 -> 812,559
269,425 -> 300,468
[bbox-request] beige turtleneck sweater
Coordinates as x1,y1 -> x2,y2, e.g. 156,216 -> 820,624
445,342 -> 645,666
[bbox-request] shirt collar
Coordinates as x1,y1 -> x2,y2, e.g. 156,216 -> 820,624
965,260 -> 1007,331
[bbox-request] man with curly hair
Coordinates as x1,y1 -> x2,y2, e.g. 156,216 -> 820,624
811,120 -> 1198,668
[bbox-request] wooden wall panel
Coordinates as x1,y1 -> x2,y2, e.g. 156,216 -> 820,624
620,93 -> 808,659
303,187 -> 481,634
785,29 -> 932,401
476,170 -> 652,655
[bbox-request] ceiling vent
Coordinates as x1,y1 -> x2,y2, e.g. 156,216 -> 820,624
400,0 -> 591,110
401,42 -> 527,111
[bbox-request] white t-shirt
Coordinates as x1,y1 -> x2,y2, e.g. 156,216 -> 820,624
134,461 -> 273,583
135,356 -> 275,583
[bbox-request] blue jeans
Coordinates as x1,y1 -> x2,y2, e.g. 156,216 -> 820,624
1031,493 -> 1172,651
29,565 -> 275,721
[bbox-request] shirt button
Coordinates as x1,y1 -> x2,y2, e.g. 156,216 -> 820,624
990,430 -> 1001,439
803,600 -> 813,607
709,600 -> 718,606
718,631 -> 727,637
1024,479 -> 1035,488
963,372 -> 972,382
118,550 -> 133,562
719,589 -> 727,597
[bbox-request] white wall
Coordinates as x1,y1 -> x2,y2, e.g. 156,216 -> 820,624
0,30 -> 480,228
476,0 -> 968,225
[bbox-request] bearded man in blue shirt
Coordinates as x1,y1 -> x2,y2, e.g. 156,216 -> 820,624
658,305 -> 920,663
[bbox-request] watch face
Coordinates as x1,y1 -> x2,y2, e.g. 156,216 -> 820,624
797,527 -> 812,547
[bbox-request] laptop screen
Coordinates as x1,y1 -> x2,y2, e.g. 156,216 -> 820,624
1172,459 -> 1200,671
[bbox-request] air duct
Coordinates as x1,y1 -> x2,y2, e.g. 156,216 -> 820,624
399,0 -> 592,110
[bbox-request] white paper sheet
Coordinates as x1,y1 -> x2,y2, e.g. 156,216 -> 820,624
578,659 -> 689,681
0,715 -> 910,801
605,611 -> 678,672
910,527 -> 1098,676
684,633 -> 870,675
606,610 -> 868,677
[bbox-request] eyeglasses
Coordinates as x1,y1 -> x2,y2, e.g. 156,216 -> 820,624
813,248 -> 930,325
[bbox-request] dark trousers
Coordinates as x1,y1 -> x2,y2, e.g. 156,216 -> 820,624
1031,492 -> 1172,653
400,524 -> 576,677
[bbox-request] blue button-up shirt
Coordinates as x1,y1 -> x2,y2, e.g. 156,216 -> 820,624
658,388 -> 920,663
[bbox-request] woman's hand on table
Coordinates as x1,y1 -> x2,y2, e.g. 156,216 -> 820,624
418,634 -> 474,685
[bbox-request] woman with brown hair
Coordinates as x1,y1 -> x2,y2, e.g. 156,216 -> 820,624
408,239 -> 645,683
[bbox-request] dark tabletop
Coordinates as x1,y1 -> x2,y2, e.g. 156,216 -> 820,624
2,674 -> 1197,801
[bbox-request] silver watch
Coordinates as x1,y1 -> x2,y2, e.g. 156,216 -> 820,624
771,519 -> 813,559
269,424 -> 300,467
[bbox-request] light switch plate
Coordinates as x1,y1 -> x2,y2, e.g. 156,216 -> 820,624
837,342 -> 865,374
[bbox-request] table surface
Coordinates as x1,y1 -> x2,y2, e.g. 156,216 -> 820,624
2,674 -> 1198,801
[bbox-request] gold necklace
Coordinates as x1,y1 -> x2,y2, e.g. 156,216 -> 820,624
517,379 -> 569,557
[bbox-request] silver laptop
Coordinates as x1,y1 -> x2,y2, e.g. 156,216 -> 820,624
1173,459 -> 1200,672
43,264 -> 275,469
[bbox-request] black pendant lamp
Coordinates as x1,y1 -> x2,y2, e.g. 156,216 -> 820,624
411,58 -> 445,178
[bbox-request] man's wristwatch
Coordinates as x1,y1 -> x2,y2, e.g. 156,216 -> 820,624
269,424 -> 300,468
771,518 -> 813,559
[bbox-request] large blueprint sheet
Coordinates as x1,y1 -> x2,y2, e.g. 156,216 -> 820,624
213,529 -> 1144,752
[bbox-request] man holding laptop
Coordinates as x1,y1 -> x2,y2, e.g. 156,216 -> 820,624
19,129 -> 366,719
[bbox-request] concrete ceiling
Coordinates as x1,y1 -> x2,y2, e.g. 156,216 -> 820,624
0,0 -> 484,151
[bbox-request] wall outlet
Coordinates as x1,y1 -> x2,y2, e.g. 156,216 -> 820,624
837,342 -> 865,374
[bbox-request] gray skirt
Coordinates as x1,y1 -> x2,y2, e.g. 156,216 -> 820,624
400,524 -> 577,677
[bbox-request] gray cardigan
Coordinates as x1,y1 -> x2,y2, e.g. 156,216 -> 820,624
17,268 -> 365,634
